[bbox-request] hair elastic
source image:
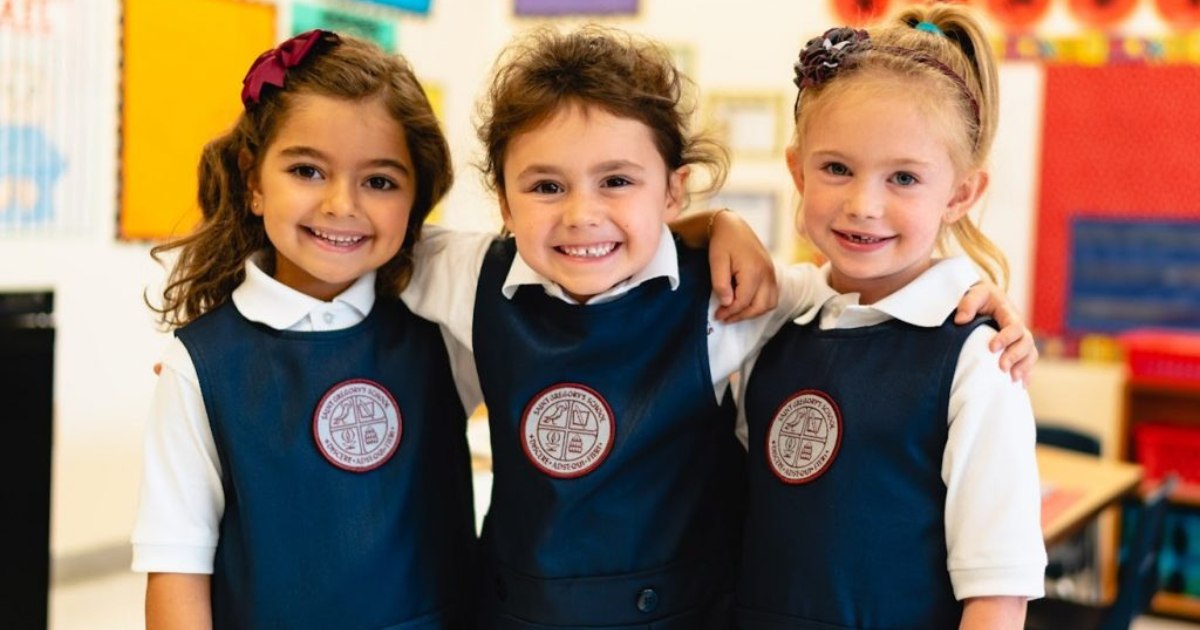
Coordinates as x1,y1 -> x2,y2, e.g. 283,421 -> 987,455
915,21 -> 944,36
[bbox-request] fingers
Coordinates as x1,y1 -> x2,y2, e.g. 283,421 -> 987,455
995,327 -> 1038,385
714,266 -> 779,323
955,283 -> 991,324
714,271 -> 755,322
988,319 -> 1025,354
710,252 -> 735,307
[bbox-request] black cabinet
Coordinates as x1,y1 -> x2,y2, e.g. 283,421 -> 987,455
0,291 -> 54,629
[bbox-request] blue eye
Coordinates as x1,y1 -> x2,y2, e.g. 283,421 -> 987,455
891,172 -> 918,186
823,162 -> 851,176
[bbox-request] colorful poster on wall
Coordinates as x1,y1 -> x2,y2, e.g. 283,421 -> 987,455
0,0 -> 87,233
120,0 -> 276,241
515,0 -> 638,17
351,0 -> 431,15
293,2 -> 397,52
1032,66 -> 1200,334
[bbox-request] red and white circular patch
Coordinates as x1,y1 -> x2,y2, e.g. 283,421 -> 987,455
766,390 -> 841,484
312,379 -> 402,472
521,384 -> 614,478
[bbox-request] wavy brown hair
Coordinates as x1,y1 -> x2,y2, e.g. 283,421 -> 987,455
150,34 -> 453,328
476,25 -> 727,203
792,4 -> 1009,287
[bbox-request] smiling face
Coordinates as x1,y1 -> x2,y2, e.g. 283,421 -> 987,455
499,102 -> 687,303
250,93 -> 416,301
788,82 -> 985,304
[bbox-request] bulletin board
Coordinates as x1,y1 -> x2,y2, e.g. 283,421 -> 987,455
119,0 -> 276,241
1032,66 -> 1200,335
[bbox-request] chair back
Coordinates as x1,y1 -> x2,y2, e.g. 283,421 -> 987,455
1098,475 -> 1179,630
1036,423 -> 1101,455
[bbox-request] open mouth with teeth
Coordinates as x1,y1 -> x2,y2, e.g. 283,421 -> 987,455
834,230 -> 893,245
557,242 -> 620,258
307,226 -> 367,248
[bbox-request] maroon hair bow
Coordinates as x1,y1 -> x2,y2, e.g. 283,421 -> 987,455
241,29 -> 340,108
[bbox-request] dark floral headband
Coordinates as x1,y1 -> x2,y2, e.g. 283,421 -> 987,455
793,27 -> 870,90
241,29 -> 340,108
792,25 -> 980,132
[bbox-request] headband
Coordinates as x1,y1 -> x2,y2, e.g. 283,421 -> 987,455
792,26 -> 980,131
241,29 -> 340,108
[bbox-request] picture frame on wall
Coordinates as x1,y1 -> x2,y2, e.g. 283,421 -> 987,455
708,190 -> 779,252
706,92 -> 786,160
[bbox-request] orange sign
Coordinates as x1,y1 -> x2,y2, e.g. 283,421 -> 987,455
1156,0 -> 1200,29
985,0 -> 1052,30
831,0 -> 890,26
1068,0 -> 1139,29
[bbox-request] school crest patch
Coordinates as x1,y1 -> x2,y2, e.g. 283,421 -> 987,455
521,383 -> 615,478
766,389 -> 841,484
312,379 -> 402,472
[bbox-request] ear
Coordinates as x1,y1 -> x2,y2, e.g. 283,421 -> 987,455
664,165 -> 690,222
239,148 -> 265,217
785,145 -> 805,193
943,169 -> 988,225
499,189 -> 515,233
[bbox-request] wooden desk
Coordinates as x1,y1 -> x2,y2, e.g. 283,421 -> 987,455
1038,445 -> 1143,546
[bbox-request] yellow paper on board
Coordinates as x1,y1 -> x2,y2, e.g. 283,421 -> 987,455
120,0 -> 275,240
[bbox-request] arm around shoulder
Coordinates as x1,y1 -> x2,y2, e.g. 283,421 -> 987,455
401,226 -> 493,347
146,572 -> 212,630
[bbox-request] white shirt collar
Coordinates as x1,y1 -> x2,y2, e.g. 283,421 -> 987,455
230,252 -> 376,331
500,225 -> 681,304
797,256 -> 981,329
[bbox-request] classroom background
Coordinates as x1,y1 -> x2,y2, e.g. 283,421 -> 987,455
1,0 -> 1198,627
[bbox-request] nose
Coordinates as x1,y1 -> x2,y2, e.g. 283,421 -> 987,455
323,179 -> 357,217
562,192 -> 602,228
843,181 -> 882,220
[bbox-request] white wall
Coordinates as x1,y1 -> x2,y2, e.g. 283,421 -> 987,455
0,0 -> 1168,560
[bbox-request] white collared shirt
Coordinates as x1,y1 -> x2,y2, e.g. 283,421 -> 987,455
738,257 -> 1047,600
131,254 -> 481,573
402,225 -> 826,401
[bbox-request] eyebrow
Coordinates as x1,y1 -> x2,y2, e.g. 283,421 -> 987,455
514,159 -> 647,179
810,150 -> 934,169
277,146 -> 412,177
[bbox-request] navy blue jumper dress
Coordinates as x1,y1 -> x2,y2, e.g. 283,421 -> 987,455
472,238 -> 745,629
177,298 -> 477,630
737,314 -> 994,630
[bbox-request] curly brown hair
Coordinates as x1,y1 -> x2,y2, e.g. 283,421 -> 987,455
150,34 -> 453,328
476,25 -> 727,202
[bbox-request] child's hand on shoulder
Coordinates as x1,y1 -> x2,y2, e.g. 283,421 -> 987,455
955,282 -> 1038,386
707,209 -> 778,323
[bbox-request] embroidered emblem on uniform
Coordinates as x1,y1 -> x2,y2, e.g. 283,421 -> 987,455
312,379 -> 402,472
766,389 -> 841,483
521,383 -> 615,478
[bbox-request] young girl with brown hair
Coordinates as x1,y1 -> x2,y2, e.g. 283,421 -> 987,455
132,31 -> 479,629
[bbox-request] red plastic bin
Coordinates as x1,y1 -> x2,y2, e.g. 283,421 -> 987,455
1134,423 -> 1200,485
1119,329 -> 1200,385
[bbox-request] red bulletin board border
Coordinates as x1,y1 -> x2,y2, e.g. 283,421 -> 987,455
1033,65 -> 1200,335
